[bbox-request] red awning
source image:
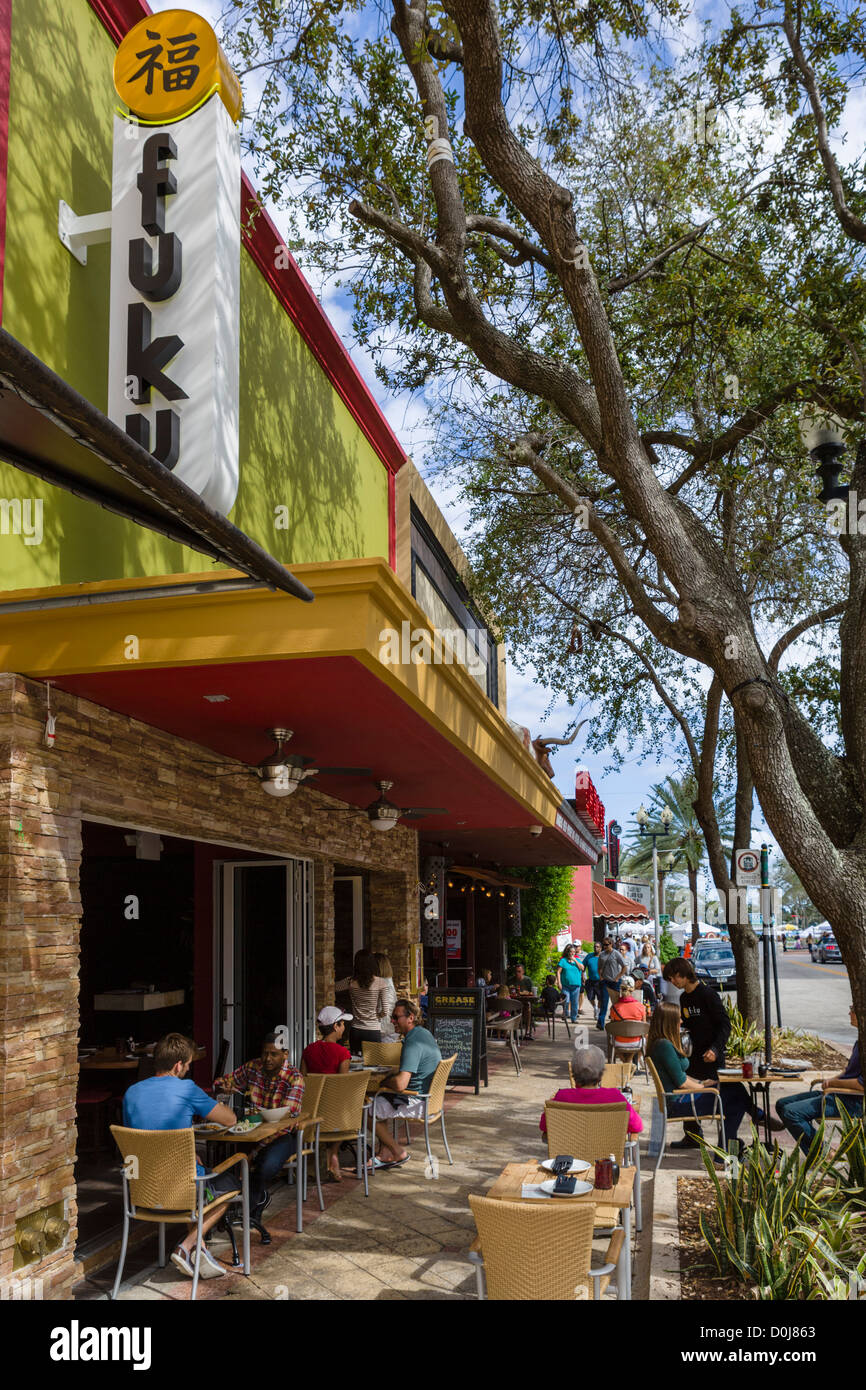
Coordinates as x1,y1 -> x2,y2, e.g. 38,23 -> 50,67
591,882 -> 650,922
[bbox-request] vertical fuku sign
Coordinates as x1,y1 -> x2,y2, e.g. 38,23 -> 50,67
108,11 -> 242,515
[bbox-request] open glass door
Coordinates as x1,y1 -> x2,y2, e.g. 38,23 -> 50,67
217,858 -> 314,1072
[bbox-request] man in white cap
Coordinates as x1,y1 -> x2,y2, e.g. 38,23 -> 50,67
301,1005 -> 353,1180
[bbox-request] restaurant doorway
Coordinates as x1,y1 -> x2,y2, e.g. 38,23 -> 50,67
217,858 -> 314,1072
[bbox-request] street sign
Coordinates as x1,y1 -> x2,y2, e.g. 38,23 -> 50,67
734,848 -> 761,887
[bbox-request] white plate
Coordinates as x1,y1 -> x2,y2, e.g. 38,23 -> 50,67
539,1178 -> 594,1198
539,1158 -> 591,1175
227,1120 -> 262,1134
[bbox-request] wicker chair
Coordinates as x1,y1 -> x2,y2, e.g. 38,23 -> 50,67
808,1080 -> 864,1149
602,1061 -> 635,1089
395,1054 -> 457,1169
109,1125 -> 249,1301
646,1056 -> 725,1174
317,1072 -> 373,1195
467,1195 -> 624,1300
543,1099 -> 639,1232
361,1041 -> 403,1067
281,1072 -> 326,1232
604,1019 -> 649,1076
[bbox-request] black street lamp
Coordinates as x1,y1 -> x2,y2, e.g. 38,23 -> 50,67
800,408 -> 849,504
635,802 -> 674,949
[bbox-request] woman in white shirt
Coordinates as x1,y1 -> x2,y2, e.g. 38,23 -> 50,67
335,951 -> 389,1054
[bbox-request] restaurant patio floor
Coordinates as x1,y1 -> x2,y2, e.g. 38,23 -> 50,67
74,1022 -> 655,1301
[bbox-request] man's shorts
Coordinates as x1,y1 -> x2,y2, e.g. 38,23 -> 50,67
373,1093 -> 427,1122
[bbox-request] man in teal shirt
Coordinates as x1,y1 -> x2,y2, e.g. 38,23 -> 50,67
370,999 -> 442,1168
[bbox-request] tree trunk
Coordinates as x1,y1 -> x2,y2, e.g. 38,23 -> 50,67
688,865 -> 699,945
692,685 -> 763,1021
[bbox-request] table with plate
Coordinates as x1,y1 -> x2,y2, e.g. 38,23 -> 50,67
482,1159 -> 636,1299
716,1063 -> 822,1144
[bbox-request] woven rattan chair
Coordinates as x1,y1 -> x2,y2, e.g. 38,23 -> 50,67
467,1195 -> 624,1300
280,1072 -> 326,1232
318,1071 -> 372,1196
808,1080 -> 863,1149
396,1054 -> 457,1169
646,1056 -> 725,1174
604,1018 -> 649,1076
601,1061 -> 635,1089
109,1125 -> 249,1300
361,1041 -> 403,1067
543,1098 -> 640,1232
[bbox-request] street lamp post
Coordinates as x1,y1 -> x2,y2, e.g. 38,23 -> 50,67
636,803 -> 674,951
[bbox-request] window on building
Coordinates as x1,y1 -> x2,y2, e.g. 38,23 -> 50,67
410,502 -> 498,704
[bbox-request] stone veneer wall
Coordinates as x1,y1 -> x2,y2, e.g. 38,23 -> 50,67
0,673 -> 419,1297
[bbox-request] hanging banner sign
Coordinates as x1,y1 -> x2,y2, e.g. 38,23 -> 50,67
107,11 -> 241,515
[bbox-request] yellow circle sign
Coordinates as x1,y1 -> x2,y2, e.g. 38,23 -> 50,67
114,9 -> 241,124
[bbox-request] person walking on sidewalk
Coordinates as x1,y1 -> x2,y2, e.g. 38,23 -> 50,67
581,944 -> 602,1019
597,938 -> 625,1029
555,944 -> 584,1023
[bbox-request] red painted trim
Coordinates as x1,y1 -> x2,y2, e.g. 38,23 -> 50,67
86,0 -> 407,505
388,468 -> 396,568
0,0 -> 12,324
87,0 -> 151,45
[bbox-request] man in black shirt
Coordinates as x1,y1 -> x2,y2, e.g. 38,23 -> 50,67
662,957 -> 783,1147
662,957 -> 730,1081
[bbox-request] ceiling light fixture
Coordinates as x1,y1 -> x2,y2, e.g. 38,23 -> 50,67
203,694 -> 231,703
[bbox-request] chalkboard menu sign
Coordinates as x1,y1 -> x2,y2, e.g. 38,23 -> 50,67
428,986 -> 487,1093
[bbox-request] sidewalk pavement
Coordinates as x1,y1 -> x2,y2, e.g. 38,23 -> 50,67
80,1012 -> 653,1301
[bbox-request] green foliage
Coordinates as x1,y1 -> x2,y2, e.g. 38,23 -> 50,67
658,927 -> 678,964
698,1118 -> 866,1299
723,998 -> 765,1060
507,866 -> 574,981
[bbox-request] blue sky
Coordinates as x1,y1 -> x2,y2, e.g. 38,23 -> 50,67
146,0 -> 807,871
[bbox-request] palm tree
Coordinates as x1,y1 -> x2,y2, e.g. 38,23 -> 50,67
620,773 -> 735,945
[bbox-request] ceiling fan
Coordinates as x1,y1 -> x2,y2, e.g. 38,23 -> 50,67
362,780 -> 449,833
196,727 -> 372,799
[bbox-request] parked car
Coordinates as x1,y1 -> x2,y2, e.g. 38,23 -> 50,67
691,940 -> 737,992
811,934 -> 842,965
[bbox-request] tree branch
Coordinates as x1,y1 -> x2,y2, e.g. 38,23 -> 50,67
465,215 -> 555,271
782,8 -> 866,244
769,602 -> 846,673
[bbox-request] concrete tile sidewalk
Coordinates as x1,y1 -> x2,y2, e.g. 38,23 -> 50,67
84,1015 -> 651,1301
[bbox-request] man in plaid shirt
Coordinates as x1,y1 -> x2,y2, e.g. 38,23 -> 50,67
215,1032 -> 304,1216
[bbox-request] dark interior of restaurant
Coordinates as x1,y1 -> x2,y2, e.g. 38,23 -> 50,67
75,821 -> 196,1252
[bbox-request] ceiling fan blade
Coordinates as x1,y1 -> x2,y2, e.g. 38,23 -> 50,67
400,807 -> 449,817
312,766 -> 374,776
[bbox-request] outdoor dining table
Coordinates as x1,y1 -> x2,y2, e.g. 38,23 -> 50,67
717,1066 -> 822,1144
201,1110 -> 323,1257
483,1159 -> 636,1299
486,1014 -> 522,1075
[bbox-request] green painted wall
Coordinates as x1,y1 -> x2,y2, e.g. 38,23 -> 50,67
0,0 -> 390,591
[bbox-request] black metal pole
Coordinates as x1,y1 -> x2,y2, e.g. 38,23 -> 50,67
761,845 -> 772,1065
770,929 -> 782,1028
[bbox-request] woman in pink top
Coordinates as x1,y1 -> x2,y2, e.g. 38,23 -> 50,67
539,1044 -> 643,1134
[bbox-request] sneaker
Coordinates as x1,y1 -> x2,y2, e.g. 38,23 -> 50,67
171,1245 -> 226,1279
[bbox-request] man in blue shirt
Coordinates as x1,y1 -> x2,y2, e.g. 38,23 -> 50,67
123,1033 -> 238,1280
775,1004 -> 864,1155
370,999 -> 442,1168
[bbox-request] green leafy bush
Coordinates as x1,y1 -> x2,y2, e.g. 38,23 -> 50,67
507,866 -> 574,981
658,928 -> 678,964
698,1113 -> 866,1299
722,998 -> 765,1059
